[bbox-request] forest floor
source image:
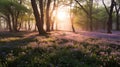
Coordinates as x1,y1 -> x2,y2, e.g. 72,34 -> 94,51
0,31 -> 120,67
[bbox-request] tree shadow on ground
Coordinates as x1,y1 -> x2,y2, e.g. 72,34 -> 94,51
0,31 -> 40,48
0,31 -> 26,38
0,37 -> 37,47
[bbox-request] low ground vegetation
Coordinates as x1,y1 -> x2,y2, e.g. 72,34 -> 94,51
0,31 -> 120,67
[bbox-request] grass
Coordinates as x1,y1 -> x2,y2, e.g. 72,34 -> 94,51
0,32 -> 120,67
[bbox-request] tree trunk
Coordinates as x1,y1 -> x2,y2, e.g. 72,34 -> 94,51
89,0 -> 93,31
51,20 -> 54,31
7,15 -> 12,31
116,11 -> 120,30
39,0 -> 44,26
70,0 -> 75,32
71,19 -> 75,32
15,17 -> 19,31
12,15 -> 16,32
46,0 -> 51,32
107,16 -> 112,33
18,22 -> 22,31
115,4 -> 120,30
107,0 -> 114,33
31,0 -> 46,35
102,0 -> 114,33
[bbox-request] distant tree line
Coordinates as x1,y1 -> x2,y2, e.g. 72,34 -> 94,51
0,0 -> 119,35
0,0 -> 29,32
74,0 -> 120,33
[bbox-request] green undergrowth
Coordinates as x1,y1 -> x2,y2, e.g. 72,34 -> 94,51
0,32 -> 120,67
0,41 -> 120,67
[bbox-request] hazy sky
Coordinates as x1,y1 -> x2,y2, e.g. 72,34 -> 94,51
95,0 -> 110,7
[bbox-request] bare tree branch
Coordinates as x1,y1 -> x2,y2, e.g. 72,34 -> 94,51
74,0 -> 89,15
102,0 -> 110,14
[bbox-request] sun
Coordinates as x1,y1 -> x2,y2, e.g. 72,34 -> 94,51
57,11 -> 67,20
53,6 -> 72,31
56,6 -> 70,21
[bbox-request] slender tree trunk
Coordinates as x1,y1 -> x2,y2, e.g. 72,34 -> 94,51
31,0 -> 46,35
46,0 -> 51,32
51,0 -> 56,31
18,22 -> 22,31
116,11 -> 120,30
25,22 -> 27,30
27,14 -> 31,30
89,0 -> 93,31
11,14 -> 18,32
7,15 -> 12,31
102,0 -> 114,33
107,0 -> 114,33
71,18 -> 75,32
56,21 -> 58,30
12,15 -> 16,32
51,20 -> 54,31
115,3 -> 120,30
28,20 -> 31,30
70,0 -> 75,32
107,16 -> 113,33
15,17 -> 18,31
39,0 -> 44,26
